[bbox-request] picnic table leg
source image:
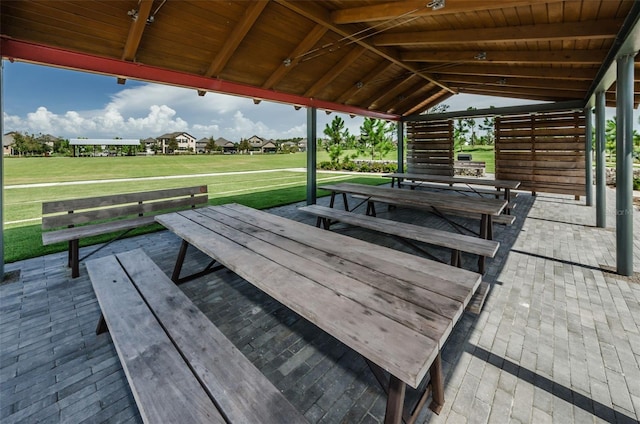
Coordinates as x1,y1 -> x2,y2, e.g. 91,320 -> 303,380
505,188 -> 511,215
342,193 -> 349,211
96,314 -> 108,334
429,355 -> 444,414
171,240 -> 190,283
478,214 -> 492,273
329,192 -> 337,208
384,376 -> 406,424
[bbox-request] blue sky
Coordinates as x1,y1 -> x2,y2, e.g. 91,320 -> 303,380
2,61 -> 627,141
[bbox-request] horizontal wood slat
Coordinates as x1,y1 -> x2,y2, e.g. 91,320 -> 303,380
495,110 -> 586,196
43,185 -> 208,213
42,195 -> 209,229
406,120 -> 454,177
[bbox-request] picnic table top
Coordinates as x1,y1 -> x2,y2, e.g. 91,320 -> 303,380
383,173 -> 521,189
319,182 -> 508,216
155,203 -> 482,389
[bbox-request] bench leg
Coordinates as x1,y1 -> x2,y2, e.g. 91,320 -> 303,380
450,249 -> 461,267
96,313 -> 108,334
70,239 -> 80,278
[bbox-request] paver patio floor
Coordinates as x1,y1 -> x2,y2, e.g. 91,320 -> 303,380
1,187 -> 639,423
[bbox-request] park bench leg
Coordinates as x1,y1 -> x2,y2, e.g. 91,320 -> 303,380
70,240 -> 80,278
450,249 -> 462,267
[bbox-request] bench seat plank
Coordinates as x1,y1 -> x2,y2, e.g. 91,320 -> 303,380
113,250 -> 308,424
298,205 -> 499,258
86,255 -> 226,424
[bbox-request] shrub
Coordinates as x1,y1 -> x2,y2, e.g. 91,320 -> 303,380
634,177 -> 640,191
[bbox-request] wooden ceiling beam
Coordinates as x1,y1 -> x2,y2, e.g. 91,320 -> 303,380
374,19 -> 623,46
262,24 -> 327,89
451,82 -> 584,99
335,60 -> 395,104
205,1 -> 268,78
401,49 -> 608,65
331,0 -> 561,25
275,0 -> 454,93
304,46 -> 366,98
437,74 -> 591,91
366,74 -> 421,110
122,0 -> 154,61
383,82 -> 436,114
433,64 -> 596,80
400,90 -> 453,116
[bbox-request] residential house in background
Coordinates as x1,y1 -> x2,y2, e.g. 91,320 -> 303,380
246,135 -> 278,153
195,138 -> 209,154
157,132 -> 196,154
3,132 -> 17,156
215,137 -> 236,154
141,137 -> 158,155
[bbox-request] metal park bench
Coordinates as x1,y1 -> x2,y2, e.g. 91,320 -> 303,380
42,185 -> 208,278
87,248 -> 308,424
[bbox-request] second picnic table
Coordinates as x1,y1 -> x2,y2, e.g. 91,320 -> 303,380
155,203 -> 482,424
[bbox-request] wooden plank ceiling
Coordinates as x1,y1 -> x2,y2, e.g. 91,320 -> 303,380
0,0 -> 637,117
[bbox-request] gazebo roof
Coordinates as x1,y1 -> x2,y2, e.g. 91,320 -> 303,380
1,1 -> 639,118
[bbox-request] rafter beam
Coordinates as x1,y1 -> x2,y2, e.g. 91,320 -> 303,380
262,24 -> 328,89
455,86 -> 579,102
374,19 -> 623,46
382,81 -> 436,113
433,64 -> 597,80
275,0 -> 454,93
401,49 -> 608,65
332,0 -> 562,24
401,90 -> 453,116
366,74 -> 421,110
122,0 -> 154,61
304,46 -> 366,98
437,74 -> 591,91
451,83 -> 584,100
205,1 -> 268,78
335,60 -> 395,104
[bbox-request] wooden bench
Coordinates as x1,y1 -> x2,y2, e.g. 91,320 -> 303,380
42,185 -> 208,278
299,205 -> 499,271
86,248 -> 308,424
351,194 -> 516,226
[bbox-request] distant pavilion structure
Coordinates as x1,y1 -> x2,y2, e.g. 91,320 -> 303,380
69,138 -> 142,157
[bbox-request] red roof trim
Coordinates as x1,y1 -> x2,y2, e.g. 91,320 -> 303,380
1,37 -> 400,121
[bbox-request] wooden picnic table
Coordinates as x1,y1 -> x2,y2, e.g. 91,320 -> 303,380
319,182 -> 508,273
384,172 -> 520,209
155,203 -> 482,424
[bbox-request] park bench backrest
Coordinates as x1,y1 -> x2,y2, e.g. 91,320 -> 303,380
42,185 -> 208,230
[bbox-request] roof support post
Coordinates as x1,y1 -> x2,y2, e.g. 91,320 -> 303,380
306,107 -> 317,205
615,53 -> 635,276
396,120 -> 405,174
595,91 -> 606,228
0,61 -> 4,281
584,106 -> 593,206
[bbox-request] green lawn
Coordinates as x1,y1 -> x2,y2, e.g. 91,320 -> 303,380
3,153 -> 389,262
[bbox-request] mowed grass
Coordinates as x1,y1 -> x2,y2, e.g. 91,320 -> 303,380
4,153 -> 388,263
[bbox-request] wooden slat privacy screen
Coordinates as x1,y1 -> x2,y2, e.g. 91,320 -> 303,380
406,120 -> 454,176
495,110 -> 586,196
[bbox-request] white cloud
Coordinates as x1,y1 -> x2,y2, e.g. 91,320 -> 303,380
2,82 -> 317,140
